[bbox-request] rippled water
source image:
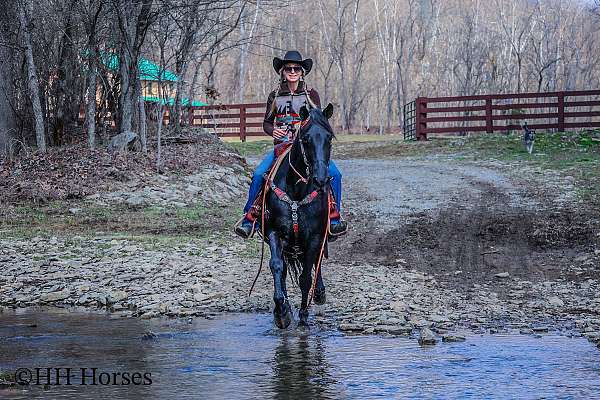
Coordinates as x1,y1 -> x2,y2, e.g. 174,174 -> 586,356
1,309 -> 599,399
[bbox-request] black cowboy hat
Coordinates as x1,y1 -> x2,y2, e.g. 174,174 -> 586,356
273,50 -> 313,75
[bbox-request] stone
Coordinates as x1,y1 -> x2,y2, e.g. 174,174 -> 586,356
141,330 -> 157,340
193,293 -> 224,303
419,328 -> 437,346
442,335 -> 466,343
108,131 -> 138,153
40,289 -> 70,303
77,285 -> 91,293
583,331 -> 600,341
125,195 -> 145,207
140,311 -> 159,319
106,290 -> 128,304
158,302 -> 169,314
390,300 -> 408,313
374,325 -> 412,335
532,326 -> 549,333
547,296 -> 564,307
409,315 -> 432,328
430,314 -> 450,323
495,272 -> 510,278
93,293 -> 108,306
338,323 -> 364,332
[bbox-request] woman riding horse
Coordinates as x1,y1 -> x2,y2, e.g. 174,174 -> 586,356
263,103 -> 336,328
235,50 -> 348,239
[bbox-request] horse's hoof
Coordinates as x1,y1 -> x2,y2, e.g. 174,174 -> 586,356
314,289 -> 326,305
273,301 -> 292,329
298,310 -> 309,327
297,321 -> 310,331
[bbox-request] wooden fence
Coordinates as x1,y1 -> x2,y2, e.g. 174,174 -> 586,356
404,89 -> 600,141
186,102 -> 267,141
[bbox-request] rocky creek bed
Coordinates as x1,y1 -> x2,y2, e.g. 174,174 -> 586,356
1,142 -> 599,349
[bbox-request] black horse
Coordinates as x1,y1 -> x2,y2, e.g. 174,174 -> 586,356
261,103 -> 335,329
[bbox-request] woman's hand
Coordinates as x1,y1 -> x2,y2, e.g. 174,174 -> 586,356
272,128 -> 288,140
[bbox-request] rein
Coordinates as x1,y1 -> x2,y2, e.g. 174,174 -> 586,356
288,117 -> 311,184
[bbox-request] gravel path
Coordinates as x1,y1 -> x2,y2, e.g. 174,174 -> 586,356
337,159 -> 532,228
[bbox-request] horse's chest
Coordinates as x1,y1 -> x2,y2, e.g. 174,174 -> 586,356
266,196 -> 324,239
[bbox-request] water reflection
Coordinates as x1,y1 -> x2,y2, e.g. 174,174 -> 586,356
271,333 -> 338,400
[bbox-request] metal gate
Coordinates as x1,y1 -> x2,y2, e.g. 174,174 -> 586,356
403,100 -> 417,140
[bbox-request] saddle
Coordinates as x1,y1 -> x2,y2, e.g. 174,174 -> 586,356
244,144 -> 340,224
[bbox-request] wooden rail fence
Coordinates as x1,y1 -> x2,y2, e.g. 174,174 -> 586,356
186,102 -> 267,141
404,89 -> 600,141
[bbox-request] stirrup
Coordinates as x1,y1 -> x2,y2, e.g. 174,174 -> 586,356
328,220 -> 348,242
233,216 -> 256,239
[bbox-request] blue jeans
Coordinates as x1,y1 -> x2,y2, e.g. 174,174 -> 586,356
243,151 -> 343,218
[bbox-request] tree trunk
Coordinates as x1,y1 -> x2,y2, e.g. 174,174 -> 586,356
187,62 -> 201,106
156,104 -> 164,171
18,0 -> 46,152
116,0 -> 153,136
118,46 -> 133,133
0,47 -> 15,155
52,5 -> 77,146
85,60 -> 97,149
137,78 -> 147,153
173,63 -> 186,135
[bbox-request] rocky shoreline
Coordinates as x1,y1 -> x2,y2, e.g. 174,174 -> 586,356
1,232 -> 599,349
1,154 -> 599,349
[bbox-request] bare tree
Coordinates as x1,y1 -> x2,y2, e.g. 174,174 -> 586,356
81,0 -> 107,149
318,0 -> 372,130
114,0 -> 154,135
17,0 -> 46,152
0,51 -> 16,155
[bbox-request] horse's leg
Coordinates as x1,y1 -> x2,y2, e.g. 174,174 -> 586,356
281,256 -> 289,301
268,231 -> 292,329
314,266 -> 326,305
298,240 -> 321,327
297,264 -> 311,327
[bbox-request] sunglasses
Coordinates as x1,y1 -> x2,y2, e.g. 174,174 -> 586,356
283,66 -> 303,74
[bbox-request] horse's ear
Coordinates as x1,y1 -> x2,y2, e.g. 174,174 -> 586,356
323,103 -> 334,119
299,106 -> 309,121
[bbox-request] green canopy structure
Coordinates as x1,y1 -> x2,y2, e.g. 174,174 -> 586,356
143,96 -> 207,107
100,53 -> 178,82
93,52 -> 207,106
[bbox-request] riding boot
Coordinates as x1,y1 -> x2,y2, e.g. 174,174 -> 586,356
235,218 -> 254,239
235,197 -> 262,239
328,191 -> 348,241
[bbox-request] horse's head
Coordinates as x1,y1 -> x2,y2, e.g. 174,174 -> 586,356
297,103 -> 334,189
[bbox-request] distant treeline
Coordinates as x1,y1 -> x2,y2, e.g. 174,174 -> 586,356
0,0 -> 599,155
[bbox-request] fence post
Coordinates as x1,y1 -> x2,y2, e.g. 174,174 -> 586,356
485,98 -> 493,133
557,92 -> 565,132
416,97 -> 427,140
188,108 -> 194,126
239,105 -> 247,142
